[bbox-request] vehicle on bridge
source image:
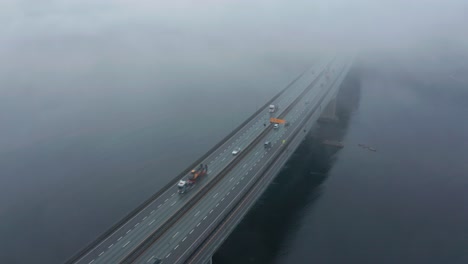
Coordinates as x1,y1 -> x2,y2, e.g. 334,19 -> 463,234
152,258 -> 162,264
178,164 -> 208,194
268,104 -> 277,113
232,147 -> 241,155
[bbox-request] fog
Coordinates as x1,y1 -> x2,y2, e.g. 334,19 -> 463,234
0,0 -> 467,263
2,0 -> 468,151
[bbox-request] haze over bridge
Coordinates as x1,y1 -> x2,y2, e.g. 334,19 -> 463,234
68,54 -> 354,264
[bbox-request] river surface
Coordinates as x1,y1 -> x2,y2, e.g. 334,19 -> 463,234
2,2 -> 468,264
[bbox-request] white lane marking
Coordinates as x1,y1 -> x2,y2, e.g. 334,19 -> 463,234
213,193 -> 218,198
108,244 -> 113,249
233,186 -> 236,190
221,197 -> 225,201
241,177 -> 244,180
164,199 -> 169,203
88,260 -> 95,264
221,157 -> 226,161
166,253 -> 171,258
246,172 -> 249,175
203,216 -> 207,220
250,168 -> 253,171
99,252 -> 104,257
195,211 -> 200,217
171,193 -> 175,197
123,241 -> 130,248
254,163 -> 257,166
171,201 -> 177,206
227,192 -> 230,195
242,164 -> 247,168
173,232 -> 179,238
216,203 -> 219,207
208,170 -> 212,174
126,229 -> 131,234
182,237 -> 187,242
135,223 -> 140,227
209,209 -> 213,214
157,204 -> 162,208
175,244 -> 179,250
118,236 -> 122,241
143,216 -> 147,221
147,256 -> 155,263
236,182 -> 240,185
197,222 -> 201,227
149,219 -> 155,225
190,229 -> 194,234
229,177 -> 234,182
255,152 -> 258,155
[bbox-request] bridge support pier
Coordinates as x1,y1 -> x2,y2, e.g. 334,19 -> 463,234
318,96 -> 338,123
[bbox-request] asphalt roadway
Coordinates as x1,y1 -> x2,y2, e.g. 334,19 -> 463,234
186,58 -> 354,264
133,58 -> 351,264
73,58 -> 332,264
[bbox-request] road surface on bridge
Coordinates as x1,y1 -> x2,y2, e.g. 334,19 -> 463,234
71,58 -> 333,264
133,58 -> 350,264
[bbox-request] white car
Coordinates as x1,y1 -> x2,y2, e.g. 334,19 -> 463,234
232,147 -> 241,155
273,124 -> 279,129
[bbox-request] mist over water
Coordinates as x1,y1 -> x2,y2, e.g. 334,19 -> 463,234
1,1 -> 468,263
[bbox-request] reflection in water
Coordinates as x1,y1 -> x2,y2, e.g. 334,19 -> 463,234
214,68 -> 362,264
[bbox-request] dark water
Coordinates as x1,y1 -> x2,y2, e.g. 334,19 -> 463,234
215,55 -> 468,264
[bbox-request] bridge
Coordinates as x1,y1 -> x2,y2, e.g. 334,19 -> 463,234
67,55 -> 353,264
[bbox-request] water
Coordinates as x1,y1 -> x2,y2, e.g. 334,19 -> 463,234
2,2 -> 468,264
215,55 -> 468,264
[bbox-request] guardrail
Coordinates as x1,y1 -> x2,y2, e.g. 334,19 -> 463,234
124,61 -> 333,263
66,67 -> 311,264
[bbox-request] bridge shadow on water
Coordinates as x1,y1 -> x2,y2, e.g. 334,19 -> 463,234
213,66 -> 362,264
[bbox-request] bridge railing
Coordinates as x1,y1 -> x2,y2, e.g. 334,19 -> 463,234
65,67 -> 310,264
